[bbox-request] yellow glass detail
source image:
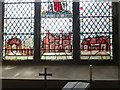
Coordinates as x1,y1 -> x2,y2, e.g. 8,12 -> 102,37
80,19 -> 83,22
4,20 -> 7,23
109,19 -> 112,21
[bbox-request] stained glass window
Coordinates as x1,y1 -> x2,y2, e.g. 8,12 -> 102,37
3,0 -> 35,60
41,1 -> 73,60
3,0 -> 114,61
79,2 -> 113,60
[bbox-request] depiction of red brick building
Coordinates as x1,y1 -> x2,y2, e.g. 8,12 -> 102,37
5,38 -> 33,55
81,36 -> 110,51
42,30 -> 72,53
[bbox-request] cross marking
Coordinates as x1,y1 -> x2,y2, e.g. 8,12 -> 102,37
39,68 -> 52,80
39,68 -> 52,90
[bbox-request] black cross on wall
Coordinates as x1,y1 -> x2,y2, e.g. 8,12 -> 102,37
39,68 -> 52,90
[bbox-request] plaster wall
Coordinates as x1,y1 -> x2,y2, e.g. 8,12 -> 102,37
2,65 -> 118,80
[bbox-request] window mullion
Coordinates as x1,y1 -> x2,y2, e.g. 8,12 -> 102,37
34,2 -> 41,61
112,2 -> 119,64
73,2 -> 80,61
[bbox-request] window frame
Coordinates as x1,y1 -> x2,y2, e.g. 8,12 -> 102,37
2,1 -> 119,65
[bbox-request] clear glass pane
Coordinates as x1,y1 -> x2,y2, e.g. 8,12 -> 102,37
4,19 -> 34,33
80,2 -> 112,17
5,0 -> 35,3
4,3 -> 34,18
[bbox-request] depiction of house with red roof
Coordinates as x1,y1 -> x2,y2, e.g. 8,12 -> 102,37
81,36 -> 110,51
42,30 -> 72,53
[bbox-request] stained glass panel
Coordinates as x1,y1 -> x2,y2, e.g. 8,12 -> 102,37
3,1 -> 34,60
79,2 -> 113,60
41,1 -> 73,60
